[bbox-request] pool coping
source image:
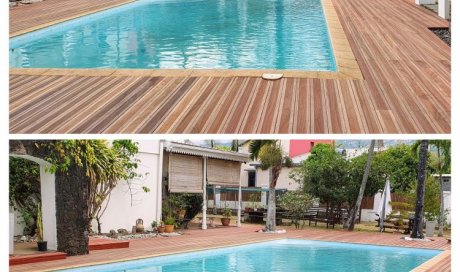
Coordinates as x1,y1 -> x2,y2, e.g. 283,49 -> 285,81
411,249 -> 451,272
9,0 -> 363,80
44,236 -> 447,272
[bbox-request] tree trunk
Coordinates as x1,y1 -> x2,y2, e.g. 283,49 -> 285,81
266,187 -> 276,231
55,166 -> 90,255
438,173 -> 444,237
411,140 -> 428,239
266,164 -> 281,231
97,217 -> 102,235
346,140 -> 375,231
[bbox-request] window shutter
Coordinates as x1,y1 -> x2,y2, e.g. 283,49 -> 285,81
168,153 -> 203,193
207,158 -> 240,186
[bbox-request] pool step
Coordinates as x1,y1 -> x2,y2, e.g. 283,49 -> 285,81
10,252 -> 67,266
10,240 -> 130,266
89,239 -> 130,251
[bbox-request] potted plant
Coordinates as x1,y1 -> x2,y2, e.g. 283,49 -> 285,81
157,221 -> 165,233
170,194 -> 188,219
425,212 -> 437,237
246,193 -> 258,212
164,216 -> 175,233
151,220 -> 158,232
221,208 -> 232,226
36,205 -> 47,251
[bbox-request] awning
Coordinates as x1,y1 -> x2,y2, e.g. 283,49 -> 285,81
164,142 -> 249,162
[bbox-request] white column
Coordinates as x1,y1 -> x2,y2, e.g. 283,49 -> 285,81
9,208 -> 14,255
216,186 -> 221,208
40,165 -> 57,250
438,0 -> 450,19
237,177 -> 242,227
157,141 -> 164,222
202,157 -> 207,230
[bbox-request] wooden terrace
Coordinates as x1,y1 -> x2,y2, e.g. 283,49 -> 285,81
9,224 -> 451,272
9,0 -> 450,133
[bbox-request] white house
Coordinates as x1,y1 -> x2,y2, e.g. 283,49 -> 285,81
93,140 -> 250,233
239,140 -> 333,191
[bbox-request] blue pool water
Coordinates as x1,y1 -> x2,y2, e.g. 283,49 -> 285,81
10,0 -> 336,70
60,239 -> 440,272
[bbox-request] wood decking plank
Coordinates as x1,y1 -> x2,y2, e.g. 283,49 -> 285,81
138,77 -> 198,133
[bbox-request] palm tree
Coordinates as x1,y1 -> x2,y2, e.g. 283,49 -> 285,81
249,140 -> 282,231
206,140 -> 215,148
412,140 -> 451,236
411,140 -> 429,239
345,140 -> 376,231
430,140 -> 450,236
230,140 -> 239,152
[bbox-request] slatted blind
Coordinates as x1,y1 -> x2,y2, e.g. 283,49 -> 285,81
207,158 -> 240,186
169,153 -> 203,193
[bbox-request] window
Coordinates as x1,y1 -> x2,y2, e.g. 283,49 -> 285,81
248,171 -> 256,187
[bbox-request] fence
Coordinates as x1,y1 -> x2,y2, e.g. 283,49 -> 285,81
361,193 -> 406,209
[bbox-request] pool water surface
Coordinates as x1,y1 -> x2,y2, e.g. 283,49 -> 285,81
59,239 -> 440,272
10,0 -> 337,70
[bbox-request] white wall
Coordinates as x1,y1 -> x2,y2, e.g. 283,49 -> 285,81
252,167 -> 299,190
9,210 -> 14,255
360,209 -> 379,222
276,168 -> 300,190
92,140 -> 162,233
12,209 -> 26,236
40,165 -> 57,250
443,191 -> 451,224
438,0 -> 450,19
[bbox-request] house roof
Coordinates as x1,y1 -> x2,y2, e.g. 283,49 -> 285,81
164,141 -> 250,162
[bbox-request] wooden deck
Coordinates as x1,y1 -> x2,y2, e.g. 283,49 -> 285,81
9,0 -> 134,37
9,0 -> 450,134
9,224 -> 451,272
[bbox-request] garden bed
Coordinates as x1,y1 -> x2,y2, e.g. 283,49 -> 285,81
429,27 -> 451,46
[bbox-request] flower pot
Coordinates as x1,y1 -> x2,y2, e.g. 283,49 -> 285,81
164,225 -> 175,233
221,218 -> 231,226
37,241 -> 47,251
425,220 -> 436,237
157,226 -> 165,233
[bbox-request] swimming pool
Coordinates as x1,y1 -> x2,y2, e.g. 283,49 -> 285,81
60,239 -> 440,272
10,0 -> 336,70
